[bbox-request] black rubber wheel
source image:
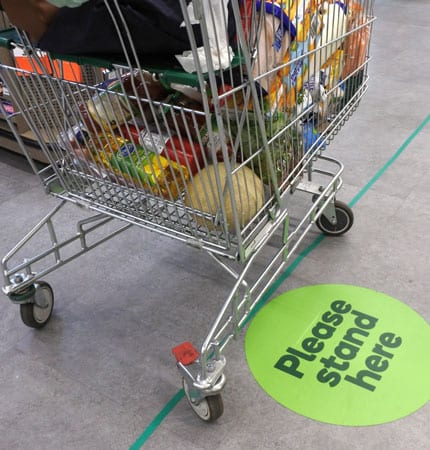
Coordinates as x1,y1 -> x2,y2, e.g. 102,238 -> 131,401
20,281 -> 54,329
182,379 -> 224,422
316,200 -> 354,236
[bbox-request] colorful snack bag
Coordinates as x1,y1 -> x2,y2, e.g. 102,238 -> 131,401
253,1 -> 296,96
281,1 -> 346,111
279,0 -> 321,111
110,143 -> 189,199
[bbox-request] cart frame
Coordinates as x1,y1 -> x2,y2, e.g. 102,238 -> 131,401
0,0 -> 375,421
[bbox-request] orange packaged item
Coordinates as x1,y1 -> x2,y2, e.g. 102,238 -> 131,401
342,3 -> 370,79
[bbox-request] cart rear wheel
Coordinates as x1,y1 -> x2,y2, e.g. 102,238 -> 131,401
316,200 -> 354,236
182,378 -> 224,422
20,281 -> 54,329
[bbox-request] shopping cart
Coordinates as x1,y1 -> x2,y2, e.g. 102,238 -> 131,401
0,0 -> 374,421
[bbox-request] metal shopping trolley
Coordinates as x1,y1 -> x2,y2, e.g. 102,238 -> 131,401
0,0 -> 375,421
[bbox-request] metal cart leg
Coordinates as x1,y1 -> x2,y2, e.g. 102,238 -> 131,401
2,200 -> 132,327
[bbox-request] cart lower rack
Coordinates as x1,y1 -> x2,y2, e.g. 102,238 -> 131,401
0,0 -> 374,421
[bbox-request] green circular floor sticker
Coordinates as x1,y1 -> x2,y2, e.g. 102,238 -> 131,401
245,284 -> 430,426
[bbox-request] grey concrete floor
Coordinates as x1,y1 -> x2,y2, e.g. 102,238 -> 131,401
1,0 -> 429,449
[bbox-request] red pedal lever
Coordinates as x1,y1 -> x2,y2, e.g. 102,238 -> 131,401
172,341 -> 199,365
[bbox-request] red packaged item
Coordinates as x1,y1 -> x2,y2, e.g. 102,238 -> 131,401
119,123 -> 141,143
163,135 -> 204,175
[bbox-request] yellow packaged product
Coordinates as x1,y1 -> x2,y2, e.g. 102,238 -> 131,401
110,143 -> 189,199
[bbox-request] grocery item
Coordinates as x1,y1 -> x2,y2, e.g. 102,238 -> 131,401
253,1 -> 295,95
57,125 -> 88,151
92,133 -> 128,169
279,0 -> 321,111
110,143 -> 189,199
309,1 -> 347,76
56,124 -> 113,179
342,2 -> 370,79
310,47 -> 347,120
81,70 -> 167,132
302,120 -> 326,153
78,102 -> 103,135
199,117 -> 234,163
184,163 -> 264,232
120,70 -> 168,120
140,125 -> 204,175
339,68 -> 364,109
230,112 -> 302,185
321,48 -> 345,92
164,93 -> 207,141
120,124 -> 204,175
280,1 -> 347,113
232,1 -> 298,113
57,125 -> 92,164
87,88 -> 132,131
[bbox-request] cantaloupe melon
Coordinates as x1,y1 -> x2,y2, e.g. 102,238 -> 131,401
184,163 -> 264,232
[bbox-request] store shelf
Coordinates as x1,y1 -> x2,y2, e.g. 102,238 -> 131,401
0,121 -> 49,164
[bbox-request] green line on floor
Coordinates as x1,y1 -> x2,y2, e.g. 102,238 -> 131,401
350,114 -> 430,208
129,113 -> 430,449
129,389 -> 185,450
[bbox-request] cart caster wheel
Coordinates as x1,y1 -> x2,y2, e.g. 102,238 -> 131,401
20,281 -> 54,329
316,200 -> 353,236
182,379 -> 224,422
